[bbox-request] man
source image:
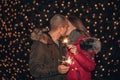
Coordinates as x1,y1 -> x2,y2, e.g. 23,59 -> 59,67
29,14 -> 69,80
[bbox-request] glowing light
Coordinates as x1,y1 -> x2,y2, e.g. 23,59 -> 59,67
62,37 -> 69,44
0,0 -> 119,79
65,56 -> 72,65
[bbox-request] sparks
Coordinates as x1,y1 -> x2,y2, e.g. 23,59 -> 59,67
65,56 -> 73,65
62,37 -> 69,44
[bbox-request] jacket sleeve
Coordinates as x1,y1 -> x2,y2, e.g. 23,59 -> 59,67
74,52 -> 96,72
29,41 -> 59,78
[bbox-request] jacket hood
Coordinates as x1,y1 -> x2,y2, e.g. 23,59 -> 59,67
76,35 -> 101,53
31,31 -> 53,44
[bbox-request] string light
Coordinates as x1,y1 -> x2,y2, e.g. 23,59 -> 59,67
0,0 -> 119,80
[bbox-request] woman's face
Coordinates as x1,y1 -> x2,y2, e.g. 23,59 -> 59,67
65,20 -> 76,36
60,21 -> 69,37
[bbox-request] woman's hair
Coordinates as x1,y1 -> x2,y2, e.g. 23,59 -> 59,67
50,14 -> 67,31
68,16 -> 90,36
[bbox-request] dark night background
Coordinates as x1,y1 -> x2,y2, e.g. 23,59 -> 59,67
0,0 -> 120,80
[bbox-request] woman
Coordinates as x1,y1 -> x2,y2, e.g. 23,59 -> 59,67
63,16 -> 101,80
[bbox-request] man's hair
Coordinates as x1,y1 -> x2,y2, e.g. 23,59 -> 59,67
50,14 -> 67,31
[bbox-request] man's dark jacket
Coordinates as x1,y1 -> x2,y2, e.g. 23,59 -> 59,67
29,33 -> 66,80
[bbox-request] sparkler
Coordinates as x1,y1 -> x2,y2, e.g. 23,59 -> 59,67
65,56 -> 73,65
59,56 -> 73,66
62,37 -> 69,44
61,37 -> 75,65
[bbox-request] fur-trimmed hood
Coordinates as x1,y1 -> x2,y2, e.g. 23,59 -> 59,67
30,28 -> 53,44
76,35 -> 101,53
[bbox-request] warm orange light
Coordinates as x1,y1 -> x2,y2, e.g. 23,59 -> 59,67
62,37 -> 69,44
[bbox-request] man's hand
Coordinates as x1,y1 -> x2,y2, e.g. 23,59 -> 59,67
58,64 -> 70,74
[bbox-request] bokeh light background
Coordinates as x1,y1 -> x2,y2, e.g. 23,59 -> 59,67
0,0 -> 120,80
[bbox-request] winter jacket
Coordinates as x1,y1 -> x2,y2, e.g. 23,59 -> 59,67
66,32 -> 96,80
29,33 -> 66,80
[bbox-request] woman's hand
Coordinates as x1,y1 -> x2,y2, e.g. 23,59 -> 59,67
67,44 -> 78,55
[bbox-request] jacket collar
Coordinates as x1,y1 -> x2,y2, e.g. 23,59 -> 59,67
39,33 -> 54,45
